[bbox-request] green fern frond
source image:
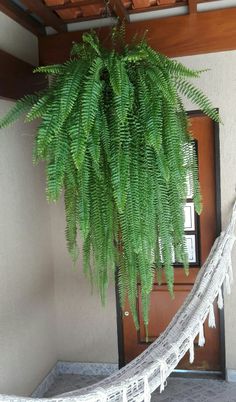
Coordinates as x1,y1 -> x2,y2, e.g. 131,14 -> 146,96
34,64 -> 63,75
106,55 -> 127,96
176,78 -> 220,122
81,57 -> 103,134
82,31 -> 101,56
0,94 -> 38,128
26,94 -> 51,121
59,60 -> 88,121
0,29 -> 220,328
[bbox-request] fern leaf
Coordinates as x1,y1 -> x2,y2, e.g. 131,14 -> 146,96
0,94 -> 38,128
0,29 -> 220,329
34,64 -> 63,75
82,32 -> 101,56
81,58 -> 103,134
26,94 -> 51,121
177,78 -> 220,122
59,60 -> 88,121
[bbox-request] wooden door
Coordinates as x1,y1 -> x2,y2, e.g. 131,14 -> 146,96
120,113 -> 221,371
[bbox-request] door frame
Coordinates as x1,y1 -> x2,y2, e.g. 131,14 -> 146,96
115,110 -> 223,375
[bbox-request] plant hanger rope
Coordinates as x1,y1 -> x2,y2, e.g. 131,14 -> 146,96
0,29 -> 220,327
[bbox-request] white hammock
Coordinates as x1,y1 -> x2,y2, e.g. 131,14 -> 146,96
1,202 -> 236,402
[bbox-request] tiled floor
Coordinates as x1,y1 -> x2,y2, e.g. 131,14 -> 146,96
44,374 -> 236,401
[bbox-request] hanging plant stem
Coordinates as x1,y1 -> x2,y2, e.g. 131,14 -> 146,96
0,30 -> 220,328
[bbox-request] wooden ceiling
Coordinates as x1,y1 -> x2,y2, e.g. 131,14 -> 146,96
1,0 -> 236,101
0,0 -> 226,36
43,0 -> 189,22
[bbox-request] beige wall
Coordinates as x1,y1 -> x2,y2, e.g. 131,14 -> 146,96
50,201 -> 118,363
0,15 -> 57,396
0,12 -> 38,65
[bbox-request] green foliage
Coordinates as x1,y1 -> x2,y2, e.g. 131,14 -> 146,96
0,30 -> 220,328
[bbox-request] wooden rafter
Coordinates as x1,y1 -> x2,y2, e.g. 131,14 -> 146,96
109,0 -> 130,22
19,0 -> 67,32
123,0 -> 219,15
39,7 -> 236,64
188,0 -> 197,14
0,49 -> 47,100
0,0 -> 45,36
47,0 -> 101,10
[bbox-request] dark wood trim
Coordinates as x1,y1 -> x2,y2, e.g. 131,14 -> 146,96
188,0 -> 197,14
62,14 -> 108,25
39,7 -> 236,65
0,0 -> 45,36
20,0 -> 67,33
115,270 -> 125,369
0,49 -> 47,100
187,111 -> 224,376
213,114 -> 222,239
48,0 -> 101,10
109,0 -> 130,22
47,0 -> 220,14
213,114 -> 225,379
116,110 -> 223,373
128,0 -> 218,15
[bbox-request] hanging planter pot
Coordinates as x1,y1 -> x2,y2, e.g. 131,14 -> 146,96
0,29 -> 219,329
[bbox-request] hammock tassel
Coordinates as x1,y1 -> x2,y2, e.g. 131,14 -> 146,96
98,389 -> 107,402
189,338 -> 195,364
208,304 -> 216,328
143,376 -> 151,402
122,386 -> 128,402
228,258 -> 234,283
159,360 -> 168,393
198,322 -> 205,347
217,288 -> 224,309
225,272 -> 231,295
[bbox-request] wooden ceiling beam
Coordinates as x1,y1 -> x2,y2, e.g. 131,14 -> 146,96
19,0 -> 67,32
0,0 -> 45,36
47,0 -> 101,10
109,0 -> 130,22
0,49 -> 47,100
188,0 -> 197,14
125,0 -> 219,15
39,7 -> 236,64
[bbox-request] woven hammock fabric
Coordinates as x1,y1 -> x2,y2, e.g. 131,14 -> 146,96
1,202 -> 236,402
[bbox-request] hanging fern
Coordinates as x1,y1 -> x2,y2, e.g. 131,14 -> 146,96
0,30 -> 219,328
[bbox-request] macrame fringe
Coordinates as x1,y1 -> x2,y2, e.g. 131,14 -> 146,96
122,386 -> 128,402
217,288 -> 224,309
198,322 -> 205,347
159,360 -> 168,393
189,338 -> 195,364
143,376 -> 151,402
228,257 -> 234,283
98,390 -> 107,402
208,304 -> 216,328
225,272 -> 231,295
170,343 -> 179,363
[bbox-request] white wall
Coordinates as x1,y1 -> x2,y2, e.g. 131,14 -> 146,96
0,13 -> 57,396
